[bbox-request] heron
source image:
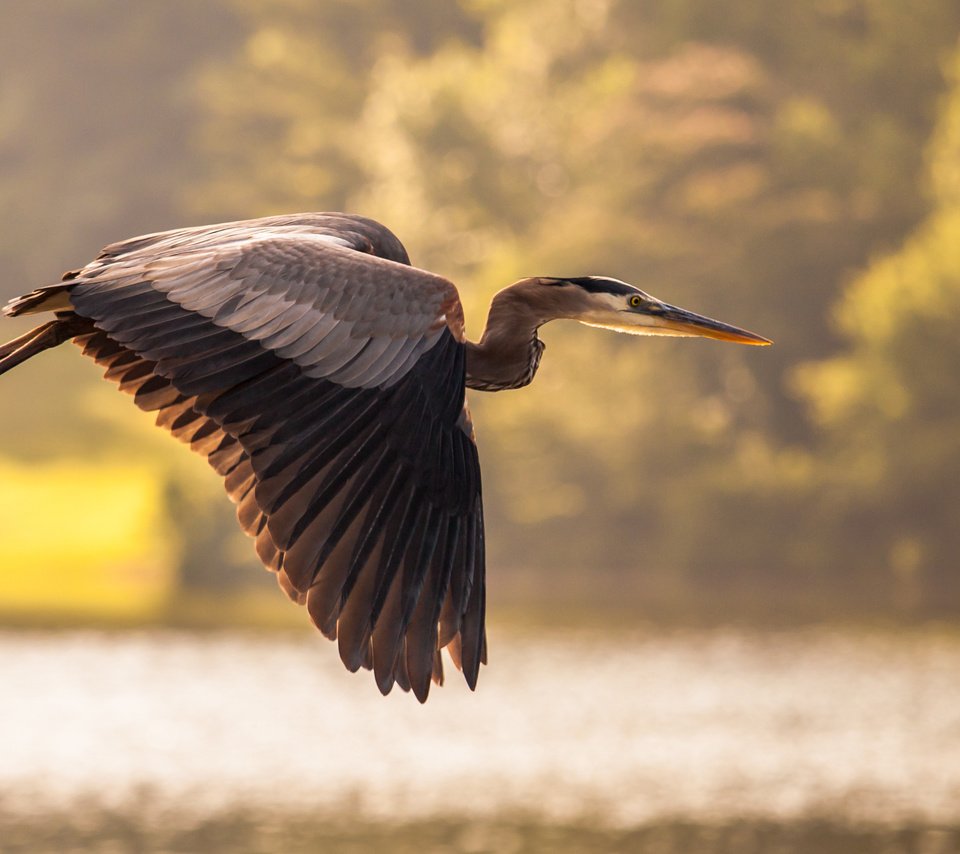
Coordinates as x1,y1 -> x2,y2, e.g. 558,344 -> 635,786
0,213 -> 770,701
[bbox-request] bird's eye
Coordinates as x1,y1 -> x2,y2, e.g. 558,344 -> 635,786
628,295 -> 643,308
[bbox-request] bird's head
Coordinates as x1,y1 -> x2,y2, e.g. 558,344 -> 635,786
535,276 -> 771,346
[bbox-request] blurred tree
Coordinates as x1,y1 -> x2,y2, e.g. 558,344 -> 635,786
0,1 -> 239,290
3,2 -> 959,618
193,0 -> 960,613
794,42 -> 960,615
0,0 -> 240,448
192,0 -> 481,218
197,0 -> 960,613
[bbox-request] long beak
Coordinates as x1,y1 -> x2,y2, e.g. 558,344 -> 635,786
641,301 -> 772,346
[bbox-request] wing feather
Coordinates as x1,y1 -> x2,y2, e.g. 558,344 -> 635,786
406,515 -> 459,701
371,494 -> 426,694
337,469 -> 408,671
274,313 -> 342,360
61,213 -> 484,700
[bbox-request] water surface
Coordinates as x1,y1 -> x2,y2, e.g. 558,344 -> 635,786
0,627 -> 958,848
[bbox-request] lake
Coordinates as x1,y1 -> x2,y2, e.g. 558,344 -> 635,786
0,626 -> 957,852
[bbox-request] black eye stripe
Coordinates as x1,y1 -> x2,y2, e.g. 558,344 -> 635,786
559,276 -> 635,297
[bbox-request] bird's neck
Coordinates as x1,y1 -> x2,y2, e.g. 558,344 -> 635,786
465,288 -> 547,391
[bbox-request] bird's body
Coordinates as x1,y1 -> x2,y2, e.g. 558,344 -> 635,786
0,212 -> 769,701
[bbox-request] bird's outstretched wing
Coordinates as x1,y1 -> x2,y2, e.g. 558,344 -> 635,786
33,214 -> 485,701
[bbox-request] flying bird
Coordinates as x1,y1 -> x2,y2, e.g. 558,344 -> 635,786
0,213 -> 770,701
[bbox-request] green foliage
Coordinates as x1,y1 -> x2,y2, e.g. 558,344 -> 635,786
193,0 -> 480,217
794,47 -> 960,613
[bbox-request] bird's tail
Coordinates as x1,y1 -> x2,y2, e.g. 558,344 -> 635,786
0,315 -> 90,377
1,282 -> 89,376
4,283 -> 75,317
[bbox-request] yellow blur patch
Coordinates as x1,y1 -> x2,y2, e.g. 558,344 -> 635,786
0,458 -> 175,620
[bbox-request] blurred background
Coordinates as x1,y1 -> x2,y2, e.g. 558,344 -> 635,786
1,1 -> 960,851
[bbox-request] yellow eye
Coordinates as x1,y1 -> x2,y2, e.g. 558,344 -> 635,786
628,295 -> 643,308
